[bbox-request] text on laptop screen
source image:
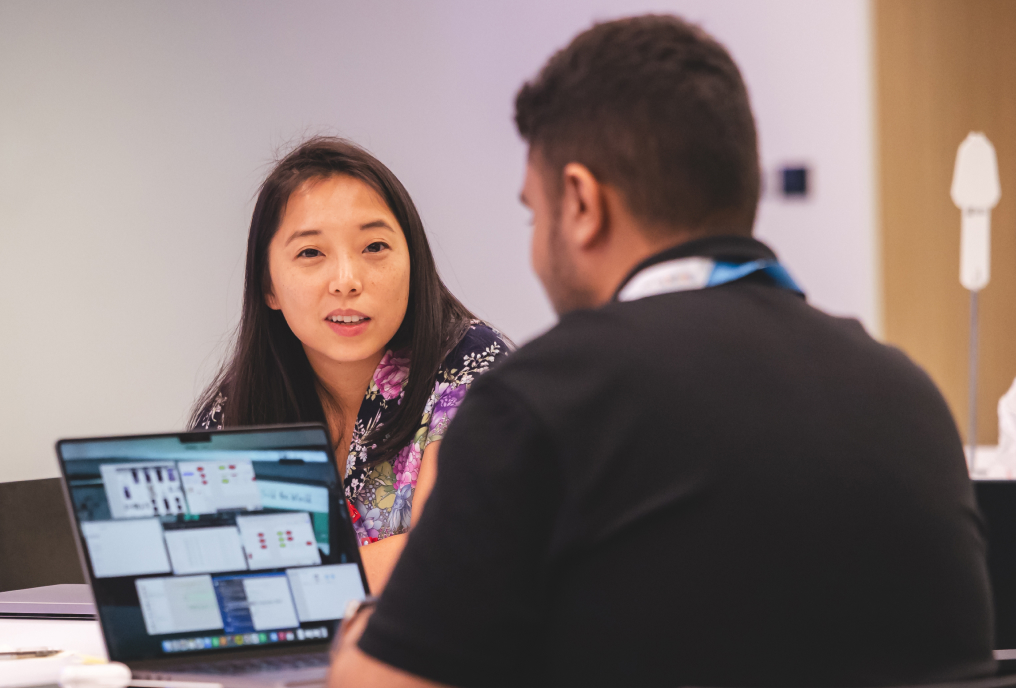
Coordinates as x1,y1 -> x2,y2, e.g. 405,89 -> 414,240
59,427 -> 367,661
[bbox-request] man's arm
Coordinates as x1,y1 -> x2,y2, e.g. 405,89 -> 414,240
329,608 -> 446,688
357,442 -> 440,593
330,375 -> 557,686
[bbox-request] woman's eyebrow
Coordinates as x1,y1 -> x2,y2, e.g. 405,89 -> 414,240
284,229 -> 321,246
361,219 -> 394,231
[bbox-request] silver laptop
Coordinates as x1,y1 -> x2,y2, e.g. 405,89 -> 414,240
56,424 -> 369,688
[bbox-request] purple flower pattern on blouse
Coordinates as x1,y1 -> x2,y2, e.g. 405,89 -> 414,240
373,350 -> 411,401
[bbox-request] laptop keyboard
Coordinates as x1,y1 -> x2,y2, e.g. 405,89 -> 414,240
161,653 -> 330,675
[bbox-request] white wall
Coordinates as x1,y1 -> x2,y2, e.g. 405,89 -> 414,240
0,0 -> 875,482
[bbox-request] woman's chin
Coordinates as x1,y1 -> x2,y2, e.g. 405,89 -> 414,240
305,339 -> 390,369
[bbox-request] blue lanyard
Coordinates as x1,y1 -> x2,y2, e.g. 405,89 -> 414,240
617,257 -> 804,302
709,259 -> 803,292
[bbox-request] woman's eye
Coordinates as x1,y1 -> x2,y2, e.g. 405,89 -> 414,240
364,242 -> 390,254
297,248 -> 323,258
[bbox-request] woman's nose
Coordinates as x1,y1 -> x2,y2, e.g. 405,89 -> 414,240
328,257 -> 363,296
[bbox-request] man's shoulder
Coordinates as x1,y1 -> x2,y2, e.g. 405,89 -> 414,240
479,286 -> 931,415
468,306 -> 650,420
484,309 -> 622,376
485,286 -> 850,375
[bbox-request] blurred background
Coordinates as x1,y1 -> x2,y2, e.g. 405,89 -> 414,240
0,0 -> 1013,486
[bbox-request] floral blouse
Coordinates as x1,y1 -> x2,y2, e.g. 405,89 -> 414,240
195,321 -> 509,545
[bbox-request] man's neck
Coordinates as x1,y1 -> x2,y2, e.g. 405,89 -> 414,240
592,228 -> 711,307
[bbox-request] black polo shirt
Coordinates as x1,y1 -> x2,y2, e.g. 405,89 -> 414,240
359,236 -> 995,687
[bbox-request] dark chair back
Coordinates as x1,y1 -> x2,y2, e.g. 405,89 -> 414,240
976,481 -> 1016,650
0,477 -> 85,592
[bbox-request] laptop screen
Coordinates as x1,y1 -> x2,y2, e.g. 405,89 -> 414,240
57,425 -> 368,662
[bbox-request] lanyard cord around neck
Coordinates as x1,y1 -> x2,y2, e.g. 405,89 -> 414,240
617,257 -> 804,303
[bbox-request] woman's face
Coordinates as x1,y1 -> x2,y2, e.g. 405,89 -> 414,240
266,175 -> 411,370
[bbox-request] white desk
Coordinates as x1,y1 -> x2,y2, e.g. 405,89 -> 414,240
0,585 -> 106,688
0,617 -> 105,658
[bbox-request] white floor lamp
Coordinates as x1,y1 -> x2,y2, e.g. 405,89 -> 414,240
951,132 -> 1001,469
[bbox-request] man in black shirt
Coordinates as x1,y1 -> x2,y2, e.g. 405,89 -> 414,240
330,14 -> 994,687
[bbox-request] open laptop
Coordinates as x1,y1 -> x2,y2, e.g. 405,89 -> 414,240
56,424 -> 369,688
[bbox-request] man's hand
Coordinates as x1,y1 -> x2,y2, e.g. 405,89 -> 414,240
328,606 -> 447,688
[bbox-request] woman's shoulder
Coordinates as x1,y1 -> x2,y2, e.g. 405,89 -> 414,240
420,321 -> 510,445
193,392 -> 226,431
439,320 -> 512,379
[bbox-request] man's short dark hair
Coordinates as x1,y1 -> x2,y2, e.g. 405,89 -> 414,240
515,14 -> 760,235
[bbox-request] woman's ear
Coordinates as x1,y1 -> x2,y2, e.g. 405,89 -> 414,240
560,162 -> 607,250
264,286 -> 280,310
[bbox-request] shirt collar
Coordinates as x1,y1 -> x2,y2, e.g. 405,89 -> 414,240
613,235 -> 779,301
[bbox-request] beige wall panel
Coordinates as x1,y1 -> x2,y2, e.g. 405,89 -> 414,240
877,0 -> 1016,444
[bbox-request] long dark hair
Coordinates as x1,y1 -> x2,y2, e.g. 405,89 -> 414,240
191,136 -> 476,466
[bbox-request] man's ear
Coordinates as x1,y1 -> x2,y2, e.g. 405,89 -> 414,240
560,162 -> 607,250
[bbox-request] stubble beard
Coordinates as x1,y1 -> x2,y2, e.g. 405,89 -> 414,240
544,215 -> 599,316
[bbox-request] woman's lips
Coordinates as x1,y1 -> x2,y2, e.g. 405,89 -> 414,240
325,317 -> 370,337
